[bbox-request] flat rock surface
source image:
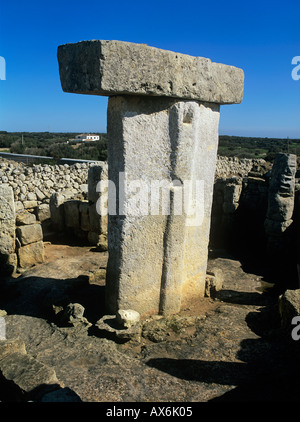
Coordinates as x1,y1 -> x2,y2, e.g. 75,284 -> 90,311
1,243 -> 300,402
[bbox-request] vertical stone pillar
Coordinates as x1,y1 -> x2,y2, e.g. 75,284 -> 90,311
57,40 -> 244,315
87,163 -> 108,250
264,153 -> 297,263
0,184 -> 16,276
106,96 -> 220,314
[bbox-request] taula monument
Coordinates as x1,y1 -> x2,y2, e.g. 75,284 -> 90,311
57,40 -> 244,316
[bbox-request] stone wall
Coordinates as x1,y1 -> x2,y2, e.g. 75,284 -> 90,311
0,159 -> 96,212
1,155 -> 296,283
215,156 -> 271,179
0,159 -> 107,275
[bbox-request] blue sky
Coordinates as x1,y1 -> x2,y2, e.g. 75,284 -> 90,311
0,0 -> 299,138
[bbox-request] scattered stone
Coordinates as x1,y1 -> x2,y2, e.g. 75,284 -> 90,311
96,315 -> 141,342
59,303 -> 91,328
116,309 -> 140,328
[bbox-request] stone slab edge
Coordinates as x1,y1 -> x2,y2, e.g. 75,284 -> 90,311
57,40 -> 244,104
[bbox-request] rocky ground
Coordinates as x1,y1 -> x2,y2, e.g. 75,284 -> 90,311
1,240 -> 300,402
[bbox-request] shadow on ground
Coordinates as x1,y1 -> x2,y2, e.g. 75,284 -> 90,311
0,274 -> 106,325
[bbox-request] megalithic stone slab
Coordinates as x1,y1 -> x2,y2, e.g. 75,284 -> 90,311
57,40 -> 244,316
57,40 -> 244,104
105,96 -> 220,315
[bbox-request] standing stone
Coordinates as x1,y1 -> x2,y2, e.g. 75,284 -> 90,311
64,200 -> 80,229
106,96 -> 220,314
0,184 -> 16,276
88,164 -> 108,235
57,40 -> 244,315
264,153 -> 297,255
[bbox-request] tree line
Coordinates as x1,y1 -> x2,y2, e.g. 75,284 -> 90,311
0,131 -> 299,163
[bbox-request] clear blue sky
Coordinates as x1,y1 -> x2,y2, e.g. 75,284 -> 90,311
0,0 -> 299,138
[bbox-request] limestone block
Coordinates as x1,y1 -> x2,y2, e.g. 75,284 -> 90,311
105,96 -> 220,315
58,40 -> 244,104
16,223 -> 43,246
23,200 -> 38,209
49,191 -> 74,231
16,210 -> 36,226
36,203 -> 51,222
79,201 -> 90,231
18,241 -> 44,268
64,200 -> 80,229
0,185 -> 16,275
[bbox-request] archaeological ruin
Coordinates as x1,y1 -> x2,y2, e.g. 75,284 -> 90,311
1,40 -> 300,402
57,40 -> 244,316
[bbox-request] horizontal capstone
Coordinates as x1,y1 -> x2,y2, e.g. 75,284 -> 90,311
57,40 -> 244,104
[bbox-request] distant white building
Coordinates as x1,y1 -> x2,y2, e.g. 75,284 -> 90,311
72,134 -> 100,142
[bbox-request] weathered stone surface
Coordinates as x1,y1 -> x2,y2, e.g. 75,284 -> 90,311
49,191 -> 74,231
0,352 -> 59,396
57,303 -> 91,328
87,232 -> 107,250
116,309 -> 140,328
88,164 -> 108,235
18,241 -> 45,268
64,200 -> 80,229
57,40 -> 244,104
266,153 -> 296,223
264,154 -> 297,259
96,315 -> 142,341
16,223 -> 43,246
106,96 -> 220,315
23,200 -> 38,209
0,184 -> 15,256
279,289 -> 300,329
36,203 -> 51,222
0,339 -> 27,359
16,210 -> 36,226
205,268 -> 224,298
79,201 -> 90,231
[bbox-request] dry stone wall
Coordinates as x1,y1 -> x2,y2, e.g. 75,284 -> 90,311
0,154 -> 291,280
0,159 -> 95,212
